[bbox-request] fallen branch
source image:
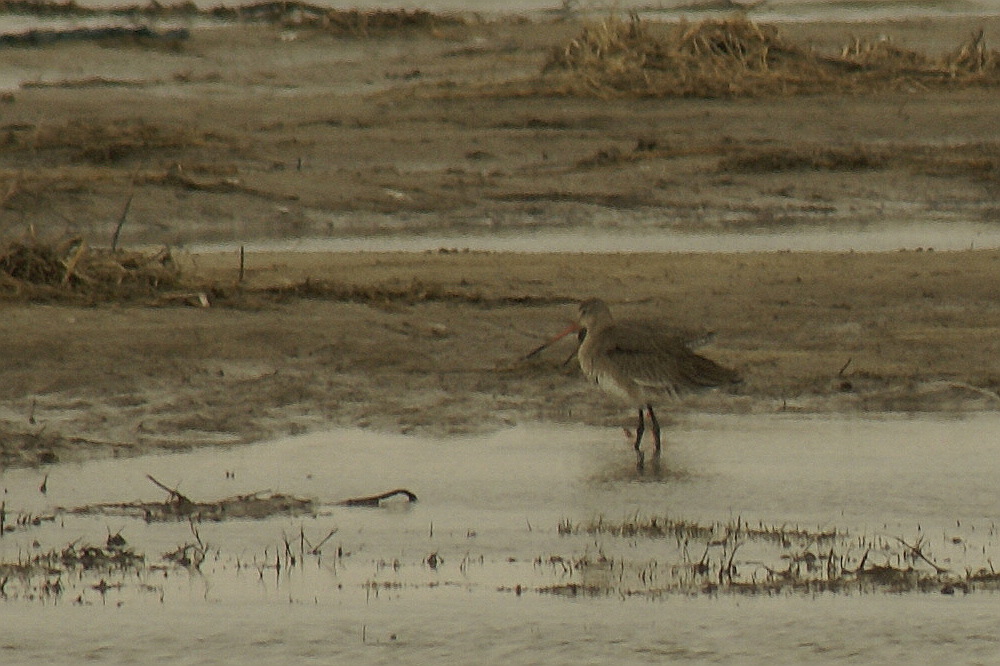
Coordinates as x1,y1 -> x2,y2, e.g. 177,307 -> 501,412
146,474 -> 193,508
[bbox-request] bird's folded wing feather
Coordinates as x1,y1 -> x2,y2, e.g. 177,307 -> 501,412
599,323 -> 738,389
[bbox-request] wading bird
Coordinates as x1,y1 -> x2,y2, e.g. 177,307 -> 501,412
530,298 -> 740,467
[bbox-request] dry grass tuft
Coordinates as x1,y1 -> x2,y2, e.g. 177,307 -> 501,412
540,15 -> 1000,98
0,234 -> 179,302
544,15 -> 806,97
945,29 -> 1000,74
840,29 -> 1000,77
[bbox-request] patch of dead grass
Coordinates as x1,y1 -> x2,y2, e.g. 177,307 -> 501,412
537,15 -> 1000,98
0,234 -> 179,302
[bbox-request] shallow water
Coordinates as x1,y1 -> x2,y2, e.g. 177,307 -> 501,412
187,220 -> 1000,254
2,413 -> 1000,663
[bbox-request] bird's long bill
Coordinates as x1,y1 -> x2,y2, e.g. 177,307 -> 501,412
523,322 -> 582,360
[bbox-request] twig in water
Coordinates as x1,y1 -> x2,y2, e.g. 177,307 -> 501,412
843,547 -> 870,575
146,474 -> 194,508
720,541 -> 742,584
894,536 -> 949,574
309,528 -> 339,555
337,488 -> 417,507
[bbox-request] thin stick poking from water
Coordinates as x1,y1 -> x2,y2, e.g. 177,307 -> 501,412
309,528 -> 339,555
894,536 -> 949,574
111,193 -> 134,252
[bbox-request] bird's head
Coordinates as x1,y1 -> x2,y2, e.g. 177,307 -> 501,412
577,298 -> 613,332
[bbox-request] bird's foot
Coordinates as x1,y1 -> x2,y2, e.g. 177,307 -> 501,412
635,449 -> 645,471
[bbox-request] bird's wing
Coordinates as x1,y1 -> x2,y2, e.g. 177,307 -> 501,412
613,319 -> 715,349
599,323 -> 739,391
595,324 -> 688,389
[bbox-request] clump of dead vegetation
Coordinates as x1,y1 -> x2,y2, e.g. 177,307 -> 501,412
0,233 -> 179,302
0,529 -> 145,602
541,15 -> 1000,97
842,28 -> 999,77
544,15 -> 810,97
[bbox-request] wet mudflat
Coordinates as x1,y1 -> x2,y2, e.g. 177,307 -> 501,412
2,413 -> 1000,664
1,5 -> 1000,662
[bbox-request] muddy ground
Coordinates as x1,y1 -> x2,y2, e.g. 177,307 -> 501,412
1,11 -> 1000,466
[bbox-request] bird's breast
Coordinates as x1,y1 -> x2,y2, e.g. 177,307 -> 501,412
587,366 -> 639,403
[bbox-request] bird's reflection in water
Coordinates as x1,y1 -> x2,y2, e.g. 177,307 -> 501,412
587,443 -> 691,485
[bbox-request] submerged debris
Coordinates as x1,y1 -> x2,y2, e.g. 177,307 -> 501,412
65,474 -> 316,522
60,476 -> 419,521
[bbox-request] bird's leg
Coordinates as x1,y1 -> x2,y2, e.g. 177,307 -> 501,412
633,408 -> 645,452
646,404 -> 661,454
633,408 -> 645,470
